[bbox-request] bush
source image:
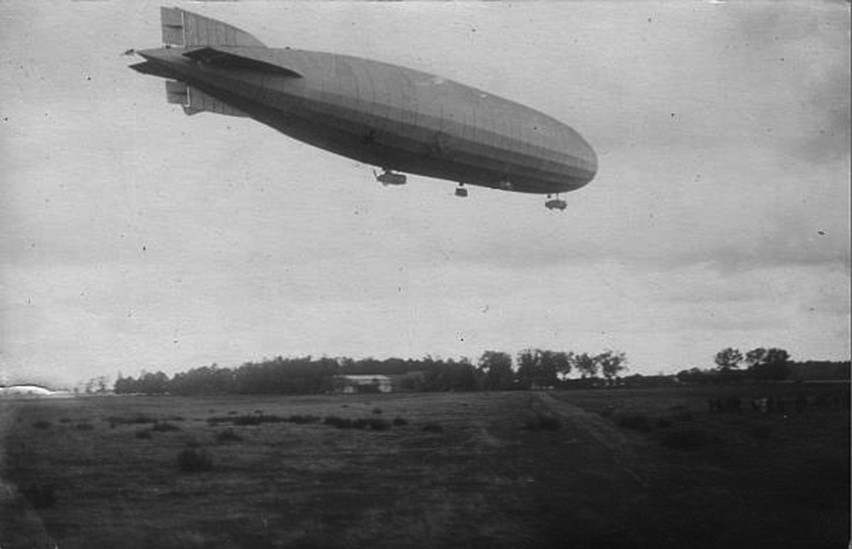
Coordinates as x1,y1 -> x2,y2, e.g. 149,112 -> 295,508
660,429 -> 708,450
368,418 -> 390,431
216,429 -> 244,443
106,414 -> 156,426
21,484 -> 56,509
669,405 -> 694,422
287,415 -> 320,424
372,407 -> 383,415
323,416 -> 392,431
618,414 -> 653,432
177,446 -> 213,472
751,425 -> 774,439
655,417 -> 673,429
673,411 -> 694,422
76,422 -> 95,431
151,421 -> 181,432
524,415 -> 561,432
33,420 -> 52,430
233,414 -> 282,426
135,429 -> 152,439
392,416 -> 409,427
422,423 -> 444,433
323,416 -> 352,429
598,405 -> 616,418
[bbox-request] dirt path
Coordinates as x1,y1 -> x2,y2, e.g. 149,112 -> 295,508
0,401 -> 57,549
513,392 -> 709,548
534,392 -> 655,488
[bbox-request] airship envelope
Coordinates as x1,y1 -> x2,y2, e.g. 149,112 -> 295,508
131,8 -> 597,209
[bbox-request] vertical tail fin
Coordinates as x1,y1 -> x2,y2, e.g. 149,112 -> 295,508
161,7 -> 266,47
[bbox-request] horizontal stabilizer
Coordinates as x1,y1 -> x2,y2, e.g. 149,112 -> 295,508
128,60 -> 173,79
165,80 -> 247,118
161,7 -> 266,47
182,47 -> 302,78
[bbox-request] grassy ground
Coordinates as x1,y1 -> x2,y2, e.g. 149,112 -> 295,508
0,385 -> 848,548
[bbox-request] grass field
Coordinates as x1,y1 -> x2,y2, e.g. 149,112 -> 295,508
0,384 -> 848,548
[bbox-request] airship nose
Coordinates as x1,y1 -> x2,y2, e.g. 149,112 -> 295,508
585,141 -> 598,179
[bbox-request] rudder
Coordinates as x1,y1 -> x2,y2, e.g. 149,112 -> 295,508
165,80 -> 248,118
161,7 -> 266,48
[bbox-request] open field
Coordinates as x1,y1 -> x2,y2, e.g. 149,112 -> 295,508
1,384 -> 848,548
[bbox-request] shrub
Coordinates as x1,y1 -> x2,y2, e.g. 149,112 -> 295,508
422,423 -> 444,433
232,415 -> 261,426
106,414 -> 156,427
135,429 -> 152,439
673,411 -> 694,422
59,417 -> 73,424
372,407 -> 383,415
151,421 -> 181,432
524,415 -> 561,432
598,405 -> 616,417
33,420 -> 52,430
177,446 -> 213,472
216,429 -> 244,443
368,418 -> 390,431
618,414 -> 653,432
392,416 -> 409,427
669,405 -> 694,422
76,422 -> 95,431
751,425 -> 774,439
323,416 -> 392,431
655,417 -> 673,429
233,414 -> 282,426
21,484 -> 56,509
323,416 -> 352,429
660,429 -> 708,450
287,415 -> 320,424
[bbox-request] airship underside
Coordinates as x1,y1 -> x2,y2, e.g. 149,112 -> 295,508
131,8 -> 597,206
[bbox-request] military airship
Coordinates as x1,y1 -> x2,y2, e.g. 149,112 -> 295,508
130,7 -> 597,209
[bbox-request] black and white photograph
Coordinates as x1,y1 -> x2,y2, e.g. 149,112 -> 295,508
1,1 -> 849,547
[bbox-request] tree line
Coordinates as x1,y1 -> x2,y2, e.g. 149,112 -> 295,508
677,347 -> 850,384
112,349 -> 628,395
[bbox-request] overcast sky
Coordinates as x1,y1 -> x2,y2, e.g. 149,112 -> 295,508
1,1 -> 849,389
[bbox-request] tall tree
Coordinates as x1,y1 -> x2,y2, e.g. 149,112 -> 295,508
748,347 -> 791,381
478,351 -> 514,390
597,350 -> 628,382
714,348 -> 743,372
516,349 -> 560,389
553,351 -> 574,380
574,352 -> 598,379
745,348 -> 768,369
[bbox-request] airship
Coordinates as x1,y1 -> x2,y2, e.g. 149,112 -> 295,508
130,7 -> 597,209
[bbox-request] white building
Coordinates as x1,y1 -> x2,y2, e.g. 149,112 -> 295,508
335,375 -> 392,394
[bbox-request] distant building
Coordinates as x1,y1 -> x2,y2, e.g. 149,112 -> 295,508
334,375 -> 392,394
0,385 -> 56,397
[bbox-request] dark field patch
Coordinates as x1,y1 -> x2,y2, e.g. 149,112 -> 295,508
0,386 -> 848,548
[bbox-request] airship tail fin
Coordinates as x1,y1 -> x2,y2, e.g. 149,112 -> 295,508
161,6 -> 266,48
165,80 -> 248,118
